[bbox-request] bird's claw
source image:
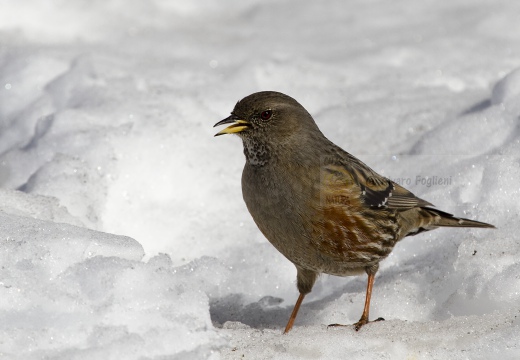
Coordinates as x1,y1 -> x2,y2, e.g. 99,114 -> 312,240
328,317 -> 385,331
327,323 -> 347,329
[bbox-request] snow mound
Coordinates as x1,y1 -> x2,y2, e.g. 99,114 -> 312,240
0,212 -> 225,359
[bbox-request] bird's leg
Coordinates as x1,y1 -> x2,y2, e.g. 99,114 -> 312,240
284,293 -> 305,334
352,272 -> 384,330
328,271 -> 384,331
283,267 -> 317,334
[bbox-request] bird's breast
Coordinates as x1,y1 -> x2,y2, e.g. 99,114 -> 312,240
242,162 -> 317,255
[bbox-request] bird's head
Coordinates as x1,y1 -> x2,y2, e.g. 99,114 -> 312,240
214,91 -> 319,143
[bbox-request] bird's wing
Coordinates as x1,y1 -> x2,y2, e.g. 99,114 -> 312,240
312,158 -> 400,264
323,151 -> 433,210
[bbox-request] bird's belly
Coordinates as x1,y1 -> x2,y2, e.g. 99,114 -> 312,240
242,165 -> 396,277
243,188 -> 389,276
258,220 -> 383,277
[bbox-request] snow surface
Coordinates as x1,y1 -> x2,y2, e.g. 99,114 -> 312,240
1,0 -> 520,359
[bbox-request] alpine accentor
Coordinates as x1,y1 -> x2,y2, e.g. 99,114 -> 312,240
214,91 -> 494,333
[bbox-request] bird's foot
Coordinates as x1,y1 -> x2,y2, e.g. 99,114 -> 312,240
352,316 -> 385,331
328,317 -> 384,331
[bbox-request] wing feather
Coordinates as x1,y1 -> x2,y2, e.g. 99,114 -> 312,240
323,150 -> 433,210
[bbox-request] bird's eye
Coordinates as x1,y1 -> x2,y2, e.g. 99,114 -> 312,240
260,110 -> 272,121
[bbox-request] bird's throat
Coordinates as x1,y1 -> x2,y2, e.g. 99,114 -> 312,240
242,137 -> 272,167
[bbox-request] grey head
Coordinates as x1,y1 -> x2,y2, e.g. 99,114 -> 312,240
214,91 -> 323,165
214,91 -> 322,141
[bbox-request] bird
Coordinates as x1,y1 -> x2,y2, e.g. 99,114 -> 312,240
213,91 -> 495,334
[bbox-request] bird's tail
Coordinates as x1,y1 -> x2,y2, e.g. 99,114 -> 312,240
425,208 -> 496,228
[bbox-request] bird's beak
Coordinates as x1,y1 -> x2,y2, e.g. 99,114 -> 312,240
213,115 -> 251,136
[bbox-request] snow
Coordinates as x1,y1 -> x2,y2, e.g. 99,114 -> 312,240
1,0 -> 519,358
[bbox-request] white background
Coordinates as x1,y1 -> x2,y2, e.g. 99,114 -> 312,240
1,0 -> 519,358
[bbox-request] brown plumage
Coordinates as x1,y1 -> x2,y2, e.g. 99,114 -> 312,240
214,91 -> 495,333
